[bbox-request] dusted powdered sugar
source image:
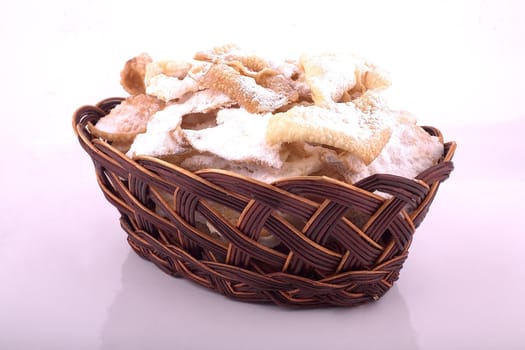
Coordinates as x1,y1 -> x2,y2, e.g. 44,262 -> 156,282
347,112 -> 444,183
146,74 -> 200,102
127,90 -> 233,158
300,53 -> 391,109
181,145 -> 325,184
266,99 -> 393,165
94,94 -> 164,134
200,63 -> 290,114
300,53 -> 359,107
183,108 -> 284,168
126,104 -> 186,158
236,75 -> 290,113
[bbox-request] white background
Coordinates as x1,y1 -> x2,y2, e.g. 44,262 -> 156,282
1,1 -> 524,349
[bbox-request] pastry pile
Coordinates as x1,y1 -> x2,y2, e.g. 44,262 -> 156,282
90,44 -> 443,184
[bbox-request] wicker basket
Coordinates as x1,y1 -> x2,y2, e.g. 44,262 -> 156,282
73,98 -> 456,307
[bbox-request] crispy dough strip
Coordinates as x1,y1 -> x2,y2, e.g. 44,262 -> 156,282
144,60 -> 192,87
194,44 -> 269,73
146,75 -> 200,102
196,45 -> 300,107
200,64 -> 289,113
182,108 -> 284,168
182,145 -> 324,184
127,89 -> 234,159
255,68 -> 299,103
363,65 -> 391,90
234,56 -> 269,72
218,64 -> 300,104
194,44 -> 239,61
346,65 -> 391,99
266,104 -> 392,164
300,53 -> 357,107
91,94 -> 165,141
120,53 -> 152,95
226,60 -> 258,77
88,123 -> 137,143
150,60 -> 191,79
145,60 -> 210,102
300,53 -> 391,107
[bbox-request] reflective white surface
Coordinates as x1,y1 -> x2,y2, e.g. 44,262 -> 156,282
1,1 -> 524,349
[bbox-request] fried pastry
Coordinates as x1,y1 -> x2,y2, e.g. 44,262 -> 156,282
120,53 -> 152,95
89,94 -> 164,143
99,45 -> 442,188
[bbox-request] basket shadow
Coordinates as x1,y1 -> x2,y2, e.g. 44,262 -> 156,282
99,251 -> 419,350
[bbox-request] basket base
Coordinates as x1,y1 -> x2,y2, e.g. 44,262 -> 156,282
122,217 -> 403,308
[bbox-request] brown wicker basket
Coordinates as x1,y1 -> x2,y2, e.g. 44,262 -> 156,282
73,97 -> 456,307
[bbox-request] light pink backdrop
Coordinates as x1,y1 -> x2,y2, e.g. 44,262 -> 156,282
1,1 -> 524,349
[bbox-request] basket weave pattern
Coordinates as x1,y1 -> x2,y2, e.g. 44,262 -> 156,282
73,98 -> 456,307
